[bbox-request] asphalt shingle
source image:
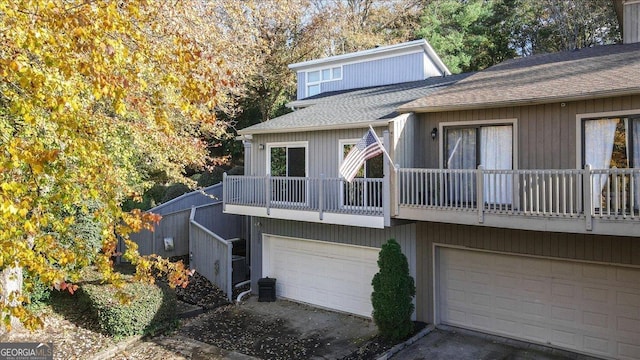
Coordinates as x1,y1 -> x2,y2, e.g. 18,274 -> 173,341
399,42 -> 640,112
238,73 -> 471,135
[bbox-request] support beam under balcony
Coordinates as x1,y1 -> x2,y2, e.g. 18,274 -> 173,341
224,204 -> 385,229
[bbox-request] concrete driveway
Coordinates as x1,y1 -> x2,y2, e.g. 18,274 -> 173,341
391,326 -> 600,360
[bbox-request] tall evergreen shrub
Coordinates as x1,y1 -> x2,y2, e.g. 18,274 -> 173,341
371,238 -> 416,340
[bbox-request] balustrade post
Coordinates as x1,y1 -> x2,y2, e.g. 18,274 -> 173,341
477,165 -> 484,224
266,175 -> 271,216
394,165 -> 400,216
584,164 -> 592,231
612,166 -> 619,214
222,172 -> 227,212
319,174 -> 324,220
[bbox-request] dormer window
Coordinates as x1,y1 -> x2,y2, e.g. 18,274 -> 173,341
306,66 -> 342,97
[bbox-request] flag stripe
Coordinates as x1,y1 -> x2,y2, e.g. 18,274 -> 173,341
339,129 -> 384,182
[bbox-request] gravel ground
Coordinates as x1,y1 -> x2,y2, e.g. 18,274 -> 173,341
0,270 -> 421,360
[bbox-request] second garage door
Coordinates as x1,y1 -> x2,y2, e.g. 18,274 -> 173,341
437,247 -> 640,360
262,234 -> 380,317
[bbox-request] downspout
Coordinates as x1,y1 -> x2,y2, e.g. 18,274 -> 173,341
235,280 -> 252,303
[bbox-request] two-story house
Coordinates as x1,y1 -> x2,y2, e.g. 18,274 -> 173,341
224,4 -> 640,359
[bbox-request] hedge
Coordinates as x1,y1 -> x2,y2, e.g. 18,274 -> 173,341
81,275 -> 177,338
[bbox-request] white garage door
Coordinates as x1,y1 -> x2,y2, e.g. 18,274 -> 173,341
438,247 -> 640,360
263,235 -> 380,317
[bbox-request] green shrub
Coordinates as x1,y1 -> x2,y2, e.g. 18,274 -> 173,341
161,183 -> 190,203
67,200 -> 104,263
81,276 -> 177,338
23,271 -> 51,309
227,165 -> 244,175
196,167 -> 225,187
371,238 -> 416,341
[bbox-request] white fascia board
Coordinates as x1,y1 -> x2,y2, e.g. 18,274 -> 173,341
237,119 -> 391,136
235,134 -> 253,141
421,40 -> 452,76
290,39 -> 435,71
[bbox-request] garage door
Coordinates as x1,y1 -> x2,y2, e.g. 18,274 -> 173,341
438,247 -> 640,360
263,235 -> 380,317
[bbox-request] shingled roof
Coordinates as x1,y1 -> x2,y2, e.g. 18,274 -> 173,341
399,42 -> 640,113
238,73 -> 471,135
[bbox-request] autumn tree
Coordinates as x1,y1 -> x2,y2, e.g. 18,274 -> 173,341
0,1 -> 230,330
204,0 -> 332,124
317,0 -> 423,55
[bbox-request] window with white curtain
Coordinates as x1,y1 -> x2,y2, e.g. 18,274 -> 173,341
583,115 -> 640,210
445,124 -> 513,205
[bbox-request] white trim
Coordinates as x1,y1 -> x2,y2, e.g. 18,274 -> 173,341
438,118 -> 518,170
265,141 -> 309,176
575,108 -> 640,169
226,204 -> 384,228
239,119 -> 391,136
305,65 -> 343,98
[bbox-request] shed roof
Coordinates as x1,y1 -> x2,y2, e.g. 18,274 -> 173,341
399,42 -> 640,113
238,73 -> 471,135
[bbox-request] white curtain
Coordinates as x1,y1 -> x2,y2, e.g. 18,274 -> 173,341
633,118 -> 640,210
446,128 -> 476,169
446,129 -> 476,204
584,119 -> 618,209
481,126 -> 513,204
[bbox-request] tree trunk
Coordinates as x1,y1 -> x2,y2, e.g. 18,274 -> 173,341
0,265 -> 24,333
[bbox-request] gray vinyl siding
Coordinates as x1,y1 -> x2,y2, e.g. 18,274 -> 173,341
296,72 -> 305,101
250,218 -> 417,295
414,95 -> 640,170
624,2 -> 640,44
392,113 -> 417,168
132,208 -> 191,258
131,202 -> 245,259
296,52 -> 428,99
248,127 -> 387,178
193,203 -> 246,241
415,221 -> 640,323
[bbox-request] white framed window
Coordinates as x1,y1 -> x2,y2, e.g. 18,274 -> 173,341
266,141 -> 308,177
266,141 -> 308,205
339,138 -> 383,209
339,139 -> 383,179
440,119 -> 517,206
305,66 -> 342,97
577,111 -> 640,211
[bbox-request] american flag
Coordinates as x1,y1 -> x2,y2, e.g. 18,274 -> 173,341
339,128 -> 383,182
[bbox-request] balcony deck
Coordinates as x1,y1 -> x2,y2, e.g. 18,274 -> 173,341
396,166 -> 640,236
223,167 -> 640,236
223,175 -> 386,228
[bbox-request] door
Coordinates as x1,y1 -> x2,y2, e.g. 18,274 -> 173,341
262,235 -> 380,317
268,143 -> 307,204
437,247 -> 640,359
445,125 -> 513,207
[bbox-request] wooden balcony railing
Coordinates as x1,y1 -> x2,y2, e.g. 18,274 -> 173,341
397,165 -> 640,228
223,174 -> 384,218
